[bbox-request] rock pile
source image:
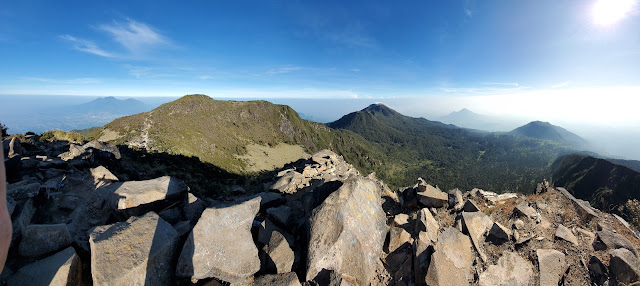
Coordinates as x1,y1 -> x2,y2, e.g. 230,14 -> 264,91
2,136 -> 639,285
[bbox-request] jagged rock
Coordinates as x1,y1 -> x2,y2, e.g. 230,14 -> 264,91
416,182 -> 448,208
535,180 -> 550,194
59,143 -> 89,161
393,213 -> 409,227
414,232 -> 433,286
251,192 -> 286,210
267,205 -> 292,229
261,231 -> 295,274
90,166 -> 118,181
462,200 -> 480,212
11,199 -> 35,247
462,211 -> 492,262
415,208 -> 439,243
613,214 -> 640,239
97,176 -> 188,216
8,137 -> 23,158
513,219 -> 524,230
89,212 -> 178,286
593,229 -> 637,255
448,188 -> 464,211
536,249 -> 567,286
514,201 -> 537,219
159,208 -> 182,225
556,187 -> 598,221
588,256 -> 608,279
270,169 -> 308,194
183,192 -> 207,225
9,247 -> 82,286
478,251 -> 533,286
176,197 -> 261,282
19,224 -> 73,257
576,228 -> 595,242
609,248 -> 640,284
399,186 -> 419,210
82,140 -> 121,159
393,254 -> 413,282
486,222 -> 511,244
254,272 -> 301,286
257,218 -> 294,248
425,227 -> 473,286
555,224 -> 578,246
388,226 -> 412,253
7,181 -> 40,200
306,176 -> 386,286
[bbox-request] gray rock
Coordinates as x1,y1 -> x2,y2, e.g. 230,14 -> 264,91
251,192 -> 286,210
9,247 -> 82,286
11,199 -> 35,247
257,218 -> 294,248
425,227 -> 473,286
267,205 -> 292,229
448,188 -> 464,211
306,176 -> 386,286
593,229 -> 637,255
7,181 -> 41,200
514,201 -> 537,219
158,207 -> 182,225
415,208 -> 439,243
414,232 -> 433,286
513,219 -> 524,230
254,272 -> 301,286
58,196 -> 79,211
19,224 -> 73,257
613,214 -> 640,239
462,211 -> 492,262
59,143 -> 89,161
393,213 -> 409,227
536,249 -> 567,286
556,187 -> 598,221
462,200 -> 480,212
8,137 -> 23,158
416,183 -> 448,208
90,166 -> 119,181
479,251 -> 533,286
555,224 -> 578,246
261,231 -> 295,274
270,169 -> 307,194
82,140 -> 121,159
609,248 -> 640,284
89,212 -> 178,286
588,255 -> 607,277
388,226 -> 412,253
486,222 -> 511,244
183,192 -> 207,225
176,197 -> 261,283
97,176 -> 188,216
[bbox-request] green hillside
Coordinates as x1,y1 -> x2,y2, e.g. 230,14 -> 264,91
509,121 -> 587,148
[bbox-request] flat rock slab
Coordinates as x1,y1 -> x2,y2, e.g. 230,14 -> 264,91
425,227 -> 473,286
19,224 -> 73,257
555,224 -> 578,246
89,212 -> 178,286
462,211 -> 492,262
536,249 -> 567,286
176,197 -> 261,283
486,222 -> 511,245
514,201 -> 537,219
306,176 -> 386,286
9,247 -> 82,286
593,229 -> 637,255
479,251 -> 533,286
97,176 -> 187,215
556,187 -> 598,221
253,272 -> 301,286
90,166 -> 119,181
415,208 -> 439,243
416,183 -> 448,208
260,230 -> 295,274
609,248 -> 640,284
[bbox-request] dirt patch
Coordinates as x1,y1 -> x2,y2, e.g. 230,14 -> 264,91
236,143 -> 309,172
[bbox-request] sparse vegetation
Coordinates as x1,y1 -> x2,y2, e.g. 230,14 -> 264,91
40,130 -> 84,142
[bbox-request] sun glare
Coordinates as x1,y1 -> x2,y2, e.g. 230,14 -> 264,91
592,0 -> 635,26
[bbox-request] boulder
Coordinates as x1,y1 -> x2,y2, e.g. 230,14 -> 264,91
514,201 -> 537,219
9,247 -> 82,286
267,205 -> 293,229
59,143 -> 89,161
89,212 -> 178,286
270,169 -> 308,194
176,197 -> 261,283
425,227 -> 473,286
90,166 -> 119,181
461,211 -> 492,262
260,231 -> 295,274
448,188 -> 464,211
609,248 -> 640,284
486,222 -> 511,244
306,176 -> 386,286
555,224 -> 578,246
257,218 -> 294,247
536,249 -> 567,286
556,187 -> 598,221
393,213 -> 409,227
416,183 -> 448,208
251,192 -> 286,210
82,140 -> 121,159
11,199 -> 35,247
415,208 -> 439,243
462,200 -> 480,212
8,137 -> 23,158
158,208 -> 182,225
478,251 -> 533,286
513,219 -> 524,230
253,272 -> 301,286
414,231 -> 433,286
97,176 -> 188,216
19,224 -> 73,257
183,192 -> 207,225
588,255 -> 608,283
388,226 -> 412,253
7,181 -> 40,200
593,229 -> 637,255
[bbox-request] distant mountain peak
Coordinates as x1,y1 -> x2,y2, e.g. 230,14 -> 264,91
361,103 -> 398,116
510,121 -> 587,148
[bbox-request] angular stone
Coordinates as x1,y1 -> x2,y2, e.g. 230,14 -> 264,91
415,208 -> 439,243
462,200 -> 480,212
388,226 -> 412,253
251,192 -> 286,210
176,197 -> 261,283
448,188 -> 464,211
613,214 -> 640,239
416,183 -> 448,208
8,137 -> 23,158
11,199 -> 35,247
270,170 -> 307,194
9,247 -> 82,286
82,140 -> 121,159
536,249 -> 567,286
513,219 -> 524,230
183,192 -> 207,225
253,272 -> 301,286
486,222 -> 511,245
555,224 -> 578,246
588,256 -> 607,277
479,251 -> 533,286
556,187 -> 598,221
90,166 -> 119,181
306,177 -> 386,286
261,231 -> 295,274
609,248 -> 640,284
19,224 -> 73,257
425,227 -> 473,286
514,201 -> 537,219
89,212 -> 178,286
393,213 -> 409,227
97,176 -> 188,216
7,181 -> 41,200
414,232 -> 433,286
267,205 -> 292,229
593,229 -> 637,255
462,211 -> 492,262
158,208 -> 182,225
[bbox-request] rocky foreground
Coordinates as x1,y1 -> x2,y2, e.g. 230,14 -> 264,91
2,137 -> 640,285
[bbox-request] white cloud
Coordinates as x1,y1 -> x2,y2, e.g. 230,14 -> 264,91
98,18 -> 170,54
59,34 -> 114,58
551,81 -> 570,88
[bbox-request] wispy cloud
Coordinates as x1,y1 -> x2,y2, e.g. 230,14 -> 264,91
59,35 -> 114,58
98,18 -> 170,54
19,77 -> 102,84
465,9 -> 473,17
266,66 -> 303,75
199,75 -> 214,80
482,82 -> 520,87
123,64 -> 177,79
350,68 -> 361,72
551,81 -> 570,88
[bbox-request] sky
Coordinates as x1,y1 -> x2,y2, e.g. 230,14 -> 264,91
1,0 -> 640,126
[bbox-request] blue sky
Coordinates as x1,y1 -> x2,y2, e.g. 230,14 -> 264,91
1,0 -> 639,100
